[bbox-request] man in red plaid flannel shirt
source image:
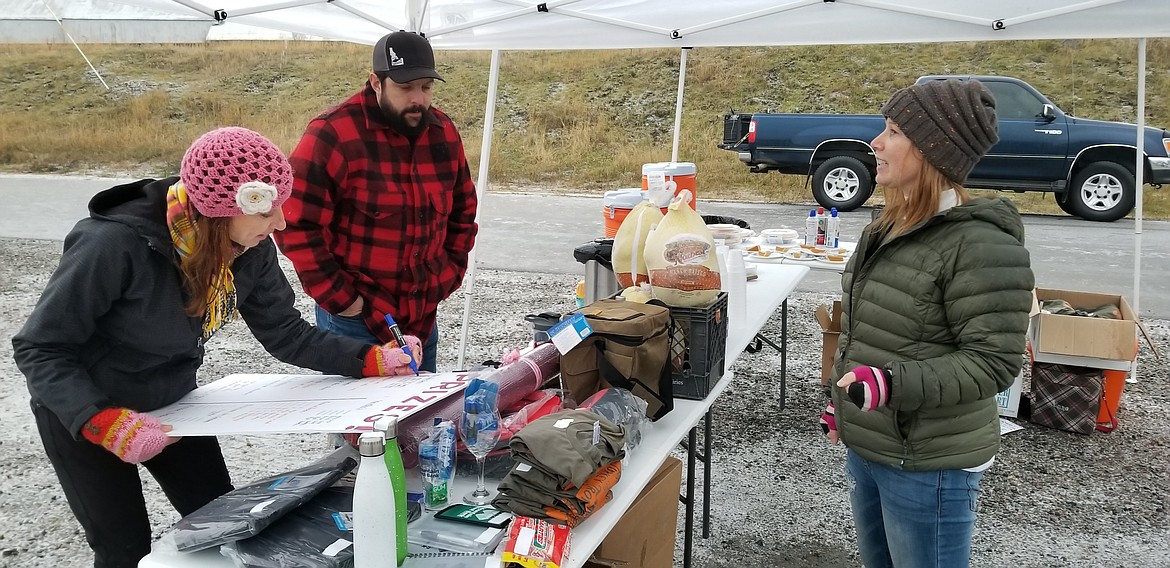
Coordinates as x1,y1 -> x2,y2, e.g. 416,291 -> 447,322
275,31 -> 478,372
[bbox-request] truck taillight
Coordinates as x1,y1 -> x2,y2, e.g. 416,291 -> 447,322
748,120 -> 756,143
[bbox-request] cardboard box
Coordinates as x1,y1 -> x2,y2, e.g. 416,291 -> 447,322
815,300 -> 842,385
1030,288 -> 1154,371
995,368 -> 1024,418
587,456 -> 683,568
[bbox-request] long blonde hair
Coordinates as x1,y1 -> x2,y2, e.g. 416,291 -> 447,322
872,154 -> 970,237
178,214 -> 235,317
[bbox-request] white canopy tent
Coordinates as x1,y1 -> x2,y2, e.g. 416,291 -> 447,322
109,1 -> 1170,48
109,0 -> 1169,371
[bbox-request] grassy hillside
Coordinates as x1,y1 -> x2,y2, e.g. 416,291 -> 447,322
1,39 -> 1168,217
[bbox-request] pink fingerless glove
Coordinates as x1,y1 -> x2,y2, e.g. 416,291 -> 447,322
819,402 -> 837,435
362,334 -> 423,377
845,365 -> 891,411
81,408 -> 170,464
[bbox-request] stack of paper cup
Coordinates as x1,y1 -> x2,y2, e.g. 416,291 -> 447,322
715,245 -> 730,292
726,252 -> 747,326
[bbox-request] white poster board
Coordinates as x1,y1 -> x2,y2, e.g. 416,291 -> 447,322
154,372 -> 473,436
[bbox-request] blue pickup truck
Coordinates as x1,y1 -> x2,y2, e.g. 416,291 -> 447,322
719,75 -> 1170,221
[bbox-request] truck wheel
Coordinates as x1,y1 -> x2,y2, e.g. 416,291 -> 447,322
812,156 -> 873,212
1067,161 -> 1135,222
1055,192 -> 1077,215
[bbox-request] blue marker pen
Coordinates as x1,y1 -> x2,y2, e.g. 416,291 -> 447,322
383,314 -> 420,375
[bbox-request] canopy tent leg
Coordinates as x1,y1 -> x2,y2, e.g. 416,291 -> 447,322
1130,37 -> 1146,384
39,0 -> 109,90
671,47 -> 691,163
456,48 -> 502,370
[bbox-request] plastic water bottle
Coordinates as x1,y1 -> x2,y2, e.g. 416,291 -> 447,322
827,208 -> 840,248
375,418 -> 408,566
804,209 -> 818,245
726,252 -> 747,326
353,432 -> 397,568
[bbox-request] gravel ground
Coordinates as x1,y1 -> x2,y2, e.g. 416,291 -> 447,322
1,236 -> 1168,567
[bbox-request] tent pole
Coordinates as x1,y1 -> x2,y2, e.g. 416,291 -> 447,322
1130,37 -> 1146,384
39,0 -> 109,90
671,47 -> 691,163
457,48 -> 502,370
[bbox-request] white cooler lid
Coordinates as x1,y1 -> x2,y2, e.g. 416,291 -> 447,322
642,161 -> 696,176
602,188 -> 646,209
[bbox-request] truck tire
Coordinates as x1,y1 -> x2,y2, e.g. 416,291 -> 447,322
812,156 -> 873,212
1067,161 -> 1135,222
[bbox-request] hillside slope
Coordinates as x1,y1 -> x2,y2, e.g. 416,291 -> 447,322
1,39 -> 1167,216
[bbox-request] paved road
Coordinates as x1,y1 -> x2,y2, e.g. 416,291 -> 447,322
4,173 -> 1167,318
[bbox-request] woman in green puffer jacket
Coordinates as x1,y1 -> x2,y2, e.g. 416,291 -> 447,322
818,78 -> 1034,568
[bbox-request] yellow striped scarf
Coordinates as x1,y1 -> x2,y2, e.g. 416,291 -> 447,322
165,182 -> 238,341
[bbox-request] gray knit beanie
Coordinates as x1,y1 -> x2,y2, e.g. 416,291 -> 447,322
880,78 -> 999,184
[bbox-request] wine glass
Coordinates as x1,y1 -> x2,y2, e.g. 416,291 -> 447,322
460,391 -> 502,505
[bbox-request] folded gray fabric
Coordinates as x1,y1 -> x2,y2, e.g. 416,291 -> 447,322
508,409 -> 625,487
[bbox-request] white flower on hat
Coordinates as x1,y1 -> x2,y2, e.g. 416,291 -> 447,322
235,181 -> 278,215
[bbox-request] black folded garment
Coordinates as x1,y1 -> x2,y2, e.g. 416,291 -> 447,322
157,446 -> 358,552
220,485 -> 356,568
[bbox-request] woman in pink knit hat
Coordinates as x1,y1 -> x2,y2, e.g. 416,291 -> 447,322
12,127 -> 422,568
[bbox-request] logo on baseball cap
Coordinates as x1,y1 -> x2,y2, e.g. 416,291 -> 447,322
372,31 -> 444,83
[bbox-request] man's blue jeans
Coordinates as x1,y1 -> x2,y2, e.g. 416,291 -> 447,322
845,449 -> 984,568
314,305 -> 439,373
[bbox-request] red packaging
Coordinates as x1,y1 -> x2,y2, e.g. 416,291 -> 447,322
501,516 -> 572,568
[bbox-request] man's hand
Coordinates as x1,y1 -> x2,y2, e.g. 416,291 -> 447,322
339,296 -> 364,317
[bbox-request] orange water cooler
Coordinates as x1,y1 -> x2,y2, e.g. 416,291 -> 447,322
601,189 -> 645,238
642,162 -> 697,209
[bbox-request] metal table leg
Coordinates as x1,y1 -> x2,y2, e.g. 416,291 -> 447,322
678,298 -> 790,564
681,426 -> 697,568
781,298 -> 788,408
702,408 -> 713,538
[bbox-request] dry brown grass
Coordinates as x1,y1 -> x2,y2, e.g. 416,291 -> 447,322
1,39 -> 1167,217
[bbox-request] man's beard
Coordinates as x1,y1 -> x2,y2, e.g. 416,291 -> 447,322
380,97 -> 428,139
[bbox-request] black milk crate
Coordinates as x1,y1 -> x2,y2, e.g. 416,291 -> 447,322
668,292 -> 729,400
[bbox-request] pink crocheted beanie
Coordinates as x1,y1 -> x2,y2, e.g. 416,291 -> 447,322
179,127 -> 293,217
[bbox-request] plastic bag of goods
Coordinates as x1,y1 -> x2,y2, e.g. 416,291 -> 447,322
612,199 -> 664,288
643,190 -> 721,307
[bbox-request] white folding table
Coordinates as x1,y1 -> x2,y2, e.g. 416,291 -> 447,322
138,264 -> 810,568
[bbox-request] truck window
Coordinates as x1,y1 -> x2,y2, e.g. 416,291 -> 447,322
983,81 -> 1046,120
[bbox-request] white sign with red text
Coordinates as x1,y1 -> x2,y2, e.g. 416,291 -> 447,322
153,372 -> 472,436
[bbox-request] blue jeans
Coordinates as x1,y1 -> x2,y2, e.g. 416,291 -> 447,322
314,304 -> 439,372
845,449 -> 984,568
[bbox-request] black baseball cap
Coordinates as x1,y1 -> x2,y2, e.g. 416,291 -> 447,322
372,31 -> 444,83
